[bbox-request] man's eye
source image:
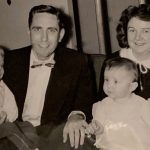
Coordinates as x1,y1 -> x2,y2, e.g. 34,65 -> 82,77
48,28 -> 57,33
32,28 -> 41,32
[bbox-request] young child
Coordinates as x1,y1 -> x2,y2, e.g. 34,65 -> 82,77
0,48 -> 42,150
86,57 -> 150,150
0,48 -> 18,123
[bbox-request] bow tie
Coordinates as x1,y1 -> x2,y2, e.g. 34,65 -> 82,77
31,61 -> 54,68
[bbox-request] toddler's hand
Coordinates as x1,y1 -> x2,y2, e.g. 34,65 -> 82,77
85,120 -> 104,137
0,111 -> 7,124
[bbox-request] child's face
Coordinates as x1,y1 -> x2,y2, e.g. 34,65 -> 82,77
103,67 -> 136,100
0,51 -> 4,79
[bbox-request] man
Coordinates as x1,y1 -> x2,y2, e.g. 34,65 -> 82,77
3,4 -> 97,149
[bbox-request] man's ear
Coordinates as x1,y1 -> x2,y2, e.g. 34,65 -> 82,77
130,82 -> 138,92
59,28 -> 65,42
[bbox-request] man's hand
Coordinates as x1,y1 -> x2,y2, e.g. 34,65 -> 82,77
63,114 -> 88,149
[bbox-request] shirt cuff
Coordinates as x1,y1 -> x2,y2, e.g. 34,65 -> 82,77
68,110 -> 86,120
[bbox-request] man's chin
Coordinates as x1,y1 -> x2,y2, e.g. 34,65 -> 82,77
37,54 -> 53,61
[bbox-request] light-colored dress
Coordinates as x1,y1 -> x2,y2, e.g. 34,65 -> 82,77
93,93 -> 150,150
0,80 -> 18,122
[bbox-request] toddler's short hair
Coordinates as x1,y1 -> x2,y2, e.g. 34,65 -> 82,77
105,57 -> 139,82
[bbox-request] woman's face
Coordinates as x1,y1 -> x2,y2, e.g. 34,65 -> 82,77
127,17 -> 150,59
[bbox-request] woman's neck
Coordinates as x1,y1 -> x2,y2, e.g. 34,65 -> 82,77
132,50 -> 150,61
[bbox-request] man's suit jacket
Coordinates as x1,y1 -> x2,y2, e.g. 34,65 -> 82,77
3,45 -> 97,125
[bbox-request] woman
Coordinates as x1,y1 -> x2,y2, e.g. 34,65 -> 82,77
99,4 -> 150,100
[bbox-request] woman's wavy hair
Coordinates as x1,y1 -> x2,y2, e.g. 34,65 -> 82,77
116,4 -> 150,48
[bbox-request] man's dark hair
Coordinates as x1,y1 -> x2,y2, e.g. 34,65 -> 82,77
105,57 -> 139,82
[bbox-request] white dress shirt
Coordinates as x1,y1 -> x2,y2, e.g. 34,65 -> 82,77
22,50 -> 55,126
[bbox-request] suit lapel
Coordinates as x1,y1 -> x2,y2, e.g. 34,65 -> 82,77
4,46 -> 31,120
16,47 -> 31,118
41,48 -> 73,123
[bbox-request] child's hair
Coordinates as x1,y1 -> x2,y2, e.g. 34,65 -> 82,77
105,57 -> 139,82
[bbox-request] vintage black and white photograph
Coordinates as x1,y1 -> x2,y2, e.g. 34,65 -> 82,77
0,0 -> 150,149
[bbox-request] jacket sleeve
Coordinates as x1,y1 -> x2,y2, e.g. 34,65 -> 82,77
73,54 -> 97,122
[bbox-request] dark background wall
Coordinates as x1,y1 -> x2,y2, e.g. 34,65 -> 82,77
0,0 -> 139,54
75,0 -> 139,54
0,0 -> 75,49
107,0 -> 138,53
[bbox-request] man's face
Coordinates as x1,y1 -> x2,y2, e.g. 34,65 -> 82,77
29,12 -> 65,60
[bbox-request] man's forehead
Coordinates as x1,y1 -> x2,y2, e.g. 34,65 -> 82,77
31,13 -> 59,27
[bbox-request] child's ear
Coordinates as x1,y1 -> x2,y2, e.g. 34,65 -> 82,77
130,82 -> 138,92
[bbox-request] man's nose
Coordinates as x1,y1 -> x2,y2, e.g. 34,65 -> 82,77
41,31 -> 48,41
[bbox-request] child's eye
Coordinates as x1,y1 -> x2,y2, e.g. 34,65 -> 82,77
114,80 -> 118,84
104,78 -> 108,82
